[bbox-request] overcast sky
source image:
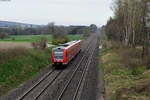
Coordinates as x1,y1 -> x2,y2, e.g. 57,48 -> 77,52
0,0 -> 113,26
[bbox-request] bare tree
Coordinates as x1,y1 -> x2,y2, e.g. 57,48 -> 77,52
105,0 -> 150,57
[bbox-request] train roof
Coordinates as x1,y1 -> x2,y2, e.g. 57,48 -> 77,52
54,40 -> 81,50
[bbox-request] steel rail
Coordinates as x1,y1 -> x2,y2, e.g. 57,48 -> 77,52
73,40 -> 98,100
57,38 -> 96,100
33,70 -> 63,100
18,69 -> 55,100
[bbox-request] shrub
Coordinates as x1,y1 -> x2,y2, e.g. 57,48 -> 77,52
101,40 -> 122,50
101,40 -> 112,49
142,56 -> 150,69
111,41 -> 122,49
32,42 -> 39,49
119,48 -> 147,75
39,37 -> 47,50
0,32 -> 9,39
131,66 -> 147,75
120,48 -> 141,66
12,37 -> 15,40
52,34 -> 69,45
32,37 -> 47,50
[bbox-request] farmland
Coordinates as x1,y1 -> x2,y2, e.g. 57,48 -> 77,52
0,35 -> 82,42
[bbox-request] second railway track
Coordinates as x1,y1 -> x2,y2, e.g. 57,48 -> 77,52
57,35 -> 98,100
18,68 -> 63,100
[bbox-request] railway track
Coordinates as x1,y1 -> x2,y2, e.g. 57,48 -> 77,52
17,54 -> 87,100
14,35 -> 95,100
57,35 -> 98,100
18,69 -> 54,99
17,69 -> 62,100
72,43 -> 98,100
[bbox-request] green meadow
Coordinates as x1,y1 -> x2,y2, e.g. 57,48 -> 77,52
0,34 -> 82,42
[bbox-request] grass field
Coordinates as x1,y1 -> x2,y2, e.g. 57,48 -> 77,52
0,35 -> 83,42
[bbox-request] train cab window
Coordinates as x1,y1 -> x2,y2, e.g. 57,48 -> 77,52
54,48 -> 64,60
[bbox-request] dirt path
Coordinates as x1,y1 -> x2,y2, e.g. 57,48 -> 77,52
0,42 -> 33,49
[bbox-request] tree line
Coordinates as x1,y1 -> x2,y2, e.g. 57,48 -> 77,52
0,22 -> 97,45
105,0 -> 150,57
0,24 -> 97,36
47,23 -> 97,45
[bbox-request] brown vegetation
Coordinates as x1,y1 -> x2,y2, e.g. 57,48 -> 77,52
0,47 -> 29,63
101,40 -> 150,99
32,37 -> 47,50
115,77 -> 150,100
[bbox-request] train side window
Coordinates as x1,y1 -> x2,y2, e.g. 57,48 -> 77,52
66,52 -> 68,57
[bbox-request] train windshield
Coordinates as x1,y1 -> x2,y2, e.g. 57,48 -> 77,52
54,48 -> 64,60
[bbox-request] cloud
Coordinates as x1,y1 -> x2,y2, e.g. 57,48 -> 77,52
0,0 -> 113,26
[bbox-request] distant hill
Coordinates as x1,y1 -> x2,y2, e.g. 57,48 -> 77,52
0,21 -> 43,28
0,21 -> 95,35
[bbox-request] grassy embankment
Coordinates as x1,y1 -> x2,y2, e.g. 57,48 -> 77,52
0,35 -> 82,42
0,47 -> 52,96
100,33 -> 150,100
0,35 -> 82,96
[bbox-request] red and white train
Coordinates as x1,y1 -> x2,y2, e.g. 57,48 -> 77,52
52,40 -> 82,66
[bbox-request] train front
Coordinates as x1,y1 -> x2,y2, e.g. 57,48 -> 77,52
52,47 -> 66,66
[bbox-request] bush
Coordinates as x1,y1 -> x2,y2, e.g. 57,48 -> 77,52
12,37 -> 15,40
32,37 -> 47,50
132,66 -> 147,75
111,41 -> 122,49
119,48 -> 147,75
32,42 -> 39,49
120,48 -> 141,67
0,32 -> 9,39
39,37 -> 47,50
101,39 -> 122,50
52,34 -> 69,45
